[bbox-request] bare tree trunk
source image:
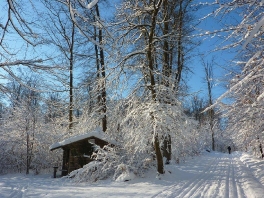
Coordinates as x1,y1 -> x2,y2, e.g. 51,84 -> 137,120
175,0 -> 184,87
257,137 -> 264,159
162,0 -> 170,87
147,0 -> 164,174
93,18 -> 102,118
260,143 -> 263,159
95,4 -> 107,132
211,127 -> 215,151
161,0 -> 172,164
69,22 -> 75,132
26,131 -> 30,174
204,60 -> 215,151
154,134 -> 164,174
162,134 -> 171,164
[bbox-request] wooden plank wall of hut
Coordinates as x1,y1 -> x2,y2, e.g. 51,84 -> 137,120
68,140 -> 94,173
62,148 -> 70,176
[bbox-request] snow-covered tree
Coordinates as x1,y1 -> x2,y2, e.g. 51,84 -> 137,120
112,0 -> 197,174
0,73 -> 61,174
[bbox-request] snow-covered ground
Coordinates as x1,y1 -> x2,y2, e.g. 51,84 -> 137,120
1,151 -> 264,198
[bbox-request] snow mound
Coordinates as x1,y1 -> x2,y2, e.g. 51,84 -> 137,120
116,171 -> 136,182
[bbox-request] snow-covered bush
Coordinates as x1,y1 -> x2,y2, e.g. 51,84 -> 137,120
68,145 -> 133,182
114,163 -> 136,182
113,99 -> 203,169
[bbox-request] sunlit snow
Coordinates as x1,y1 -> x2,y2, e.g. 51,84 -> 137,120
49,127 -> 117,151
1,151 -> 264,198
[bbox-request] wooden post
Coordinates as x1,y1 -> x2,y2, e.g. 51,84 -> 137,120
53,166 -> 58,178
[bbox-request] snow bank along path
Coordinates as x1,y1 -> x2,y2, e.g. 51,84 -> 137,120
1,151 -> 264,198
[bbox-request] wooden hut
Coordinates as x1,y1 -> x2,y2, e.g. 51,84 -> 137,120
50,128 -> 116,176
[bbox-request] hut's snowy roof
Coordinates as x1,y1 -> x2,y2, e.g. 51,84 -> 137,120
49,128 -> 117,151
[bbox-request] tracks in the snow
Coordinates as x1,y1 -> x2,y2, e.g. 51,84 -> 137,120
152,153 -> 264,198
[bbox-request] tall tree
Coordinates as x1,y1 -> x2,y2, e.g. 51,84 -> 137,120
94,4 -> 107,132
203,59 -> 216,151
60,0 -> 109,132
41,0 -> 92,133
115,0 -> 195,174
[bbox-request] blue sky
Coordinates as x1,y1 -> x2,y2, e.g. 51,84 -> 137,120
188,0 -> 239,100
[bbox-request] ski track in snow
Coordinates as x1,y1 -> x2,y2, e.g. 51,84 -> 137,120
152,152 -> 264,198
1,152 -> 264,197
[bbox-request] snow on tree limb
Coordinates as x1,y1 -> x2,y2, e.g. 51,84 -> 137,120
67,1 -> 107,52
257,92 -> 264,102
243,16 -> 264,49
0,59 -> 43,67
87,0 -> 99,9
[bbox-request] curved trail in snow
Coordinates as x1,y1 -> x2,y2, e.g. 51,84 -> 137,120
152,152 -> 264,198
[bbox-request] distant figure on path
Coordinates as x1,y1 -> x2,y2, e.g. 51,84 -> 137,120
227,146 -> 231,154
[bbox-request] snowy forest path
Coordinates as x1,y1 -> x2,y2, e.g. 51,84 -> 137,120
1,152 -> 264,197
152,152 -> 264,198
